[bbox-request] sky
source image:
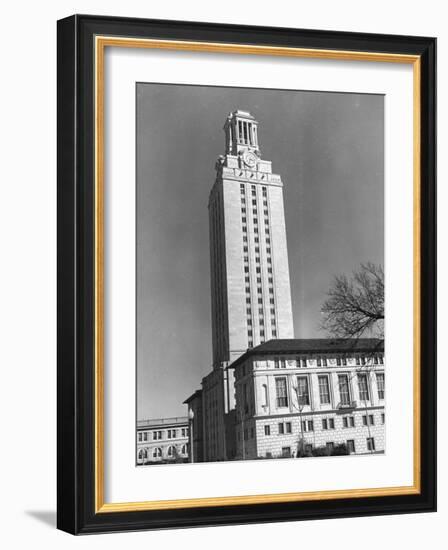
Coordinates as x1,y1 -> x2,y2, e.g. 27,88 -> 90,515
136,83 -> 384,420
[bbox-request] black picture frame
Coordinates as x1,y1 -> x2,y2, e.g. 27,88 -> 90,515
57,14 -> 436,534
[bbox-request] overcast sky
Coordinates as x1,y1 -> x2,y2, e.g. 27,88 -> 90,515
136,83 -> 384,420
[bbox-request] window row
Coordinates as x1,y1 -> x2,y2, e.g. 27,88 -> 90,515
137,444 -> 188,460
137,427 -> 188,442
274,373 -> 385,409
259,414 -> 384,436
273,355 -> 384,368
271,439 -> 374,456
240,183 -> 268,195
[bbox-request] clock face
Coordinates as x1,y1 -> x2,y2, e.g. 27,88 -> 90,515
243,152 -> 257,167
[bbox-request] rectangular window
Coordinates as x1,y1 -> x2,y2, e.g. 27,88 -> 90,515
367,437 -> 376,451
376,372 -> 385,400
143,432 -> 148,441
138,433 -> 142,442
296,376 -> 310,406
347,439 -> 355,453
302,420 -> 314,432
286,422 -> 292,433
362,414 -> 374,426
264,425 -> 270,436
329,418 -> 335,429
358,373 -> 370,401
343,417 -> 348,428
350,416 -> 355,427
322,418 -> 328,430
278,422 -> 284,434
275,377 -> 288,408
381,413 -> 385,424
338,374 -> 351,405
272,329 -> 277,337
318,375 -> 330,404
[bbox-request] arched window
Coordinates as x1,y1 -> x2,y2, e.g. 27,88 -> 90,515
167,445 -> 175,457
152,447 -> 162,458
181,444 -> 187,455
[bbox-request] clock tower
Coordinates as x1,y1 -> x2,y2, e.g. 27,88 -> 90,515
201,110 -> 295,461
209,110 -> 294,368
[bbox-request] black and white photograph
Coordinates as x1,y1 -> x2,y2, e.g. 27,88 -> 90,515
136,83 -> 385,466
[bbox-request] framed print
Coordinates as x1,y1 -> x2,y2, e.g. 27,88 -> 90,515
57,15 -> 436,534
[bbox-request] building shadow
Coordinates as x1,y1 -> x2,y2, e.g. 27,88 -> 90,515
26,510 -> 56,528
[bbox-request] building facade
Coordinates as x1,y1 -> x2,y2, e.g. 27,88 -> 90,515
136,417 -> 189,465
231,339 -> 385,460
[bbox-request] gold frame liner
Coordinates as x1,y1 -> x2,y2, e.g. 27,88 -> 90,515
94,36 -> 421,513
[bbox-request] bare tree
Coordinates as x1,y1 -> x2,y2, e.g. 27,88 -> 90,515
321,262 -> 384,341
